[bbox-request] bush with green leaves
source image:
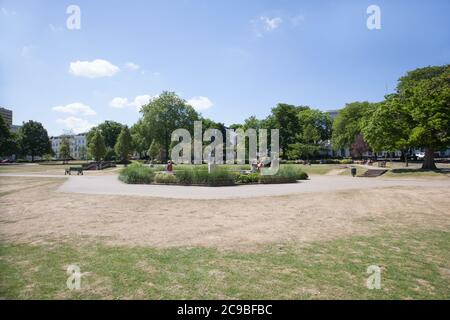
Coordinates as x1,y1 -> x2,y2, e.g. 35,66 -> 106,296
154,172 -> 177,184
174,166 -> 209,184
258,165 -> 308,184
207,167 -> 236,186
119,163 -> 155,184
236,173 -> 260,184
278,165 -> 309,180
340,159 -> 353,164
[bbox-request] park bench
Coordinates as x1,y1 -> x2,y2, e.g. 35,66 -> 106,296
65,167 -> 84,175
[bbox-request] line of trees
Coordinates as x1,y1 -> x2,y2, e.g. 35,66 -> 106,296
86,65 -> 448,170
0,118 -> 52,162
332,65 -> 449,169
2,65 -> 448,169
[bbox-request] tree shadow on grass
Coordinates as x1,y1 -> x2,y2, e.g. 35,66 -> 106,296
391,168 -> 450,175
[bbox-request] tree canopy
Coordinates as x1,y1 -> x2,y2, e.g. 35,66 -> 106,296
87,121 -> 124,149
362,65 -> 449,169
140,91 -> 200,161
59,136 -> 71,163
18,120 -> 51,161
115,126 -> 133,163
88,130 -> 107,162
331,101 -> 374,151
0,115 -> 18,157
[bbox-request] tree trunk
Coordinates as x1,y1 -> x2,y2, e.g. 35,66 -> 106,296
402,150 -> 409,167
422,147 -> 437,170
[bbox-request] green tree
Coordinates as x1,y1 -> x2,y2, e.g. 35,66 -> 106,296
115,126 -> 133,163
331,101 -> 374,151
88,130 -> 107,162
147,140 -> 160,163
395,65 -> 450,169
59,136 -> 71,163
131,120 -> 148,159
0,115 -> 18,157
140,91 -> 200,161
288,108 -> 331,160
18,121 -> 52,162
362,98 -> 412,166
270,104 -> 305,159
298,108 -> 332,142
87,121 -> 124,149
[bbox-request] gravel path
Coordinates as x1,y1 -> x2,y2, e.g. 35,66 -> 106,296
55,174 -> 450,199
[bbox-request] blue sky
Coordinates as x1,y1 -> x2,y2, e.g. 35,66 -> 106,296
1,0 -> 449,136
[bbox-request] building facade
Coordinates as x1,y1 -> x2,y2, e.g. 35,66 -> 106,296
51,133 -> 88,160
0,107 -> 13,127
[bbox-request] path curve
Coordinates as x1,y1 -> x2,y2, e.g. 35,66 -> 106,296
55,174 -> 450,199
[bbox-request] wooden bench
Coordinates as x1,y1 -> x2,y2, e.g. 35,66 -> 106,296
65,167 -> 84,175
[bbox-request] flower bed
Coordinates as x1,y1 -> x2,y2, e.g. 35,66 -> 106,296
119,163 -> 308,186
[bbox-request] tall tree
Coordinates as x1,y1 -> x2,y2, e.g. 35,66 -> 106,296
115,126 -> 133,163
270,104 -> 305,159
395,65 -> 450,169
147,140 -> 160,163
331,101 -> 374,151
130,120 -> 148,158
88,130 -> 107,162
0,115 -> 18,157
287,108 -> 331,160
140,91 -> 199,161
18,121 -> 51,162
87,121 -> 124,149
59,136 -> 71,163
362,98 -> 412,166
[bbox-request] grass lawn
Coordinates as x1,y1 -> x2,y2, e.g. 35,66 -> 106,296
285,164 -> 339,175
1,228 -> 449,299
0,164 -> 120,175
384,168 -> 450,179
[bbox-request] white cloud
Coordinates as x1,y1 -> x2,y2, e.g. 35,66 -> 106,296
1,7 -> 16,16
132,95 -> 152,111
56,117 -> 96,134
125,62 -> 140,71
187,96 -> 214,111
109,97 -> 129,109
260,16 -> 283,31
69,59 -> 120,78
250,16 -> 283,37
109,94 -> 155,112
52,103 -> 96,116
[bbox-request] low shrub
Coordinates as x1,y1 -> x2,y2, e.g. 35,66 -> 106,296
258,175 -> 296,184
154,172 -> 177,184
258,165 -> 308,184
236,173 -> 260,184
175,166 -> 209,184
278,166 -> 309,180
340,158 -> 354,164
208,167 -> 236,186
119,163 -> 155,184
175,168 -> 194,184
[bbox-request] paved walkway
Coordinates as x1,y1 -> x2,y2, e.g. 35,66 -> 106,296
54,174 -> 450,199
